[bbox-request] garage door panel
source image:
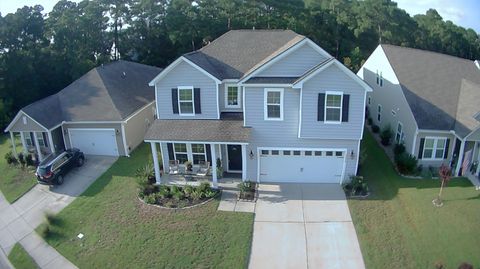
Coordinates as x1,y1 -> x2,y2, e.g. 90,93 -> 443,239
259,150 -> 345,183
69,129 -> 119,156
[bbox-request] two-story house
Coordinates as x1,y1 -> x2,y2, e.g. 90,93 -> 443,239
359,44 -> 480,180
145,30 -> 372,186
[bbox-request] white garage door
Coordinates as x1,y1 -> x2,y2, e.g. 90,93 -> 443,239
259,149 -> 345,183
69,129 -> 119,156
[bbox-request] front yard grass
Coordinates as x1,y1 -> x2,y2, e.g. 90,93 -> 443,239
38,143 -> 254,268
8,243 -> 39,269
349,131 -> 480,268
0,135 -> 37,203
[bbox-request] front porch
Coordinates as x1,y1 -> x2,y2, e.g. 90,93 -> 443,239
461,140 -> 480,187
7,128 -> 64,163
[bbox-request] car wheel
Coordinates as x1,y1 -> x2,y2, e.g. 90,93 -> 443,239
57,175 -> 64,185
77,157 -> 84,167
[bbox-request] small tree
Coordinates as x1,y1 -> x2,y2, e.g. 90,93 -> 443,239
433,164 -> 451,207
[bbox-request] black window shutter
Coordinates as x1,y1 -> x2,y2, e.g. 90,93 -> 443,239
167,143 -> 174,160
42,133 -> 48,147
342,94 -> 350,122
444,139 -> 450,159
194,88 -> 201,114
206,144 -> 212,164
418,138 -> 425,159
317,93 -> 325,121
171,88 -> 179,114
30,132 -> 35,146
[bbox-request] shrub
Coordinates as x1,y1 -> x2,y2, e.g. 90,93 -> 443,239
17,153 -> 26,167
170,185 -> 180,194
183,185 -> 194,196
135,163 -> 154,180
395,153 -> 418,175
158,185 -> 171,198
144,193 -> 157,204
25,154 -> 34,166
190,189 -> 203,201
344,176 -> 369,196
198,182 -> 211,193
204,189 -> 217,198
371,125 -> 380,133
393,143 -> 406,156
4,152 -> 18,166
238,181 -> 254,193
380,125 -> 392,146
172,191 -> 185,201
367,117 -> 373,126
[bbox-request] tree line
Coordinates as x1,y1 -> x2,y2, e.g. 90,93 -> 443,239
0,0 -> 479,129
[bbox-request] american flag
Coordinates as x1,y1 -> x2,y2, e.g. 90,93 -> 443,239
462,150 -> 472,176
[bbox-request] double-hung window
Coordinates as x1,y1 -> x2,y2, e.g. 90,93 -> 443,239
395,122 -> 404,144
191,144 -> 206,164
178,86 -> 194,115
376,70 -> 383,86
423,137 -> 447,160
264,88 -> 283,120
25,133 -> 33,147
325,92 -> 342,123
225,85 -> 241,108
173,143 -> 188,163
36,132 -> 46,147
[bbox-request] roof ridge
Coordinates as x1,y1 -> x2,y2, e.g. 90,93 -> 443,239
381,44 -> 475,63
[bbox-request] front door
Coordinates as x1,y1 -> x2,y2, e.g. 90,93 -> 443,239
227,145 -> 242,171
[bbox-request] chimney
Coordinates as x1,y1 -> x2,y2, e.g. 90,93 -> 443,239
475,60 -> 480,70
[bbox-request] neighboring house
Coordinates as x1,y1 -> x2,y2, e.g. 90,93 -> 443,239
145,29 -> 372,185
358,44 -> 480,178
5,60 -> 161,160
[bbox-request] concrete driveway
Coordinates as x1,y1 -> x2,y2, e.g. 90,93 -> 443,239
249,183 -> 365,269
0,155 -> 116,267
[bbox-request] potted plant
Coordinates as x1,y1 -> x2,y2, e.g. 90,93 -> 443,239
184,161 -> 193,172
238,181 -> 256,201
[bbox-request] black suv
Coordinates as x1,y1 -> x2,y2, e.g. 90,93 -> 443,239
35,148 -> 85,185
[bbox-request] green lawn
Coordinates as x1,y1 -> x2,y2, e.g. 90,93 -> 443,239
8,243 -> 39,269
0,135 -> 37,203
39,143 -> 254,269
349,131 -> 480,269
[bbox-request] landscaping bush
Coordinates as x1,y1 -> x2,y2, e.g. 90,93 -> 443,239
367,117 -> 373,126
5,151 -> 18,166
135,163 -> 155,183
395,152 -> 418,175
158,185 -> 171,198
144,193 -> 157,204
172,190 -> 185,201
25,154 -> 34,166
139,182 -> 219,208
190,189 -> 203,201
343,176 -> 369,196
380,125 -> 393,146
238,181 -> 256,200
371,124 -> 380,133
183,185 -> 194,196
17,153 -> 26,167
393,143 -> 406,156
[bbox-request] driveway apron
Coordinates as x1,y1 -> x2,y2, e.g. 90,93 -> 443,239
249,183 -> 365,269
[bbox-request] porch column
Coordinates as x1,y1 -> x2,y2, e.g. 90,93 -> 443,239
9,131 -> 17,157
48,131 -> 55,154
20,132 -> 27,154
241,144 -> 247,181
455,139 -> 466,176
33,132 -> 43,162
151,142 -> 161,184
211,144 -> 218,188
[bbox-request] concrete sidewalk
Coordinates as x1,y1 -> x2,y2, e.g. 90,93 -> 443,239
0,156 -> 116,268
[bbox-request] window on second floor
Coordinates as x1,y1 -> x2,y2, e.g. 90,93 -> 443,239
325,92 -> 342,123
376,70 -> 383,87
264,88 -> 283,120
225,85 -> 241,108
178,86 -> 194,115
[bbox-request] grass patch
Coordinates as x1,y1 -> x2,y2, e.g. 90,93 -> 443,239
0,135 -> 36,203
349,131 -> 480,268
38,143 -> 254,268
8,243 -> 39,269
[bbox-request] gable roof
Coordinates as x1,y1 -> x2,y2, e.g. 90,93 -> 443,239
7,60 -> 161,131
183,29 -> 305,80
381,44 -> 480,136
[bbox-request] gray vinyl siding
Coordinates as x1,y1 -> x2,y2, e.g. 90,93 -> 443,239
9,112 -> 47,132
63,122 -> 126,156
414,131 -> 456,167
257,43 -> 327,77
300,64 -> 364,140
156,60 -> 218,119
468,128 -> 480,141
124,102 -> 155,154
218,83 -> 243,113
243,86 -> 359,182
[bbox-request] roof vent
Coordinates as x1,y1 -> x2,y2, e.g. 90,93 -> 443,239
121,71 -> 126,78
475,60 -> 480,70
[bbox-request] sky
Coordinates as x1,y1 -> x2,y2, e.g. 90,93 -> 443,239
0,0 -> 479,33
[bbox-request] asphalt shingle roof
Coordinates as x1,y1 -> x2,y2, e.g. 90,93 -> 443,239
381,44 -> 480,136
20,60 -> 161,129
145,119 -> 251,143
184,30 -> 305,80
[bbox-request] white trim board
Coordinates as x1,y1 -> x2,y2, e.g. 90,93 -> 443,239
144,139 -> 249,145
4,110 -> 48,132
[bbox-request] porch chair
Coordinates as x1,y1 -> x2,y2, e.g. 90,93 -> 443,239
169,160 -> 180,174
196,161 -> 210,177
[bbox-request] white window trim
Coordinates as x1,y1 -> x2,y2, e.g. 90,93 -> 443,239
395,122 -> 404,144
264,88 -> 284,121
377,104 -> 382,122
173,143 -> 188,163
324,91 -> 343,124
422,136 -> 447,160
25,132 -> 33,147
36,132 -> 46,147
173,143 -> 208,165
177,86 -> 195,116
191,143 -> 207,164
224,84 -> 241,109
